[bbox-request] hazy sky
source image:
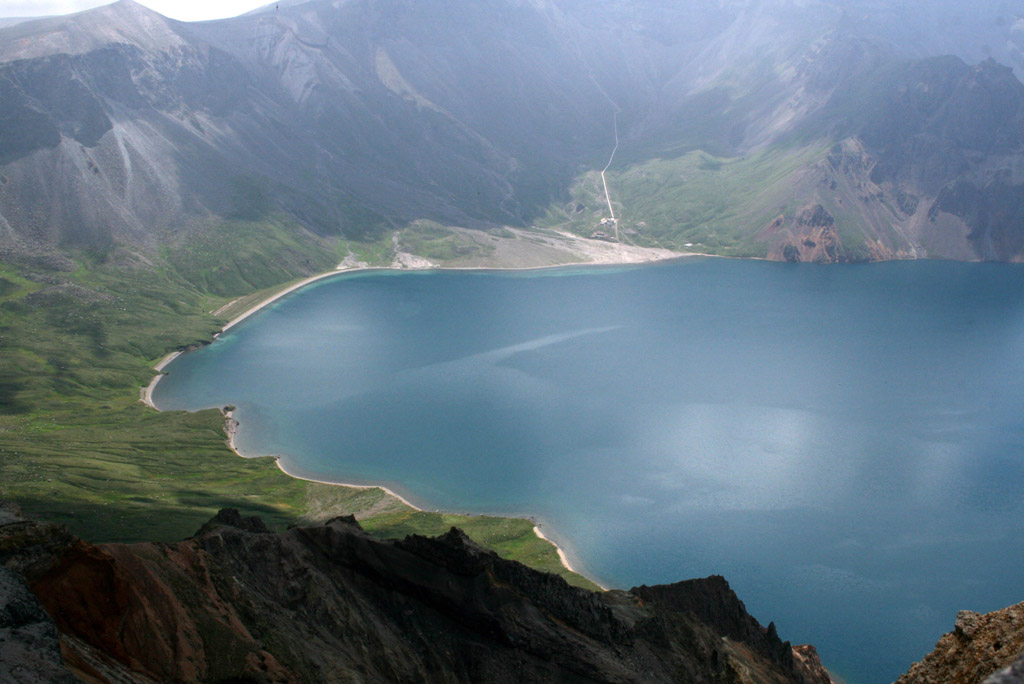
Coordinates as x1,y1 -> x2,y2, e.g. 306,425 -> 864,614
0,0 -> 269,22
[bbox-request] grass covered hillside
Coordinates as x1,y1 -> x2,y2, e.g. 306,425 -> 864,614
542,146 -> 830,258
0,217 -> 600,591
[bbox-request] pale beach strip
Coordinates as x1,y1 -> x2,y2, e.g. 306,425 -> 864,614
221,267 -> 353,332
224,409 -> 425,512
532,525 -> 576,572
223,409 -> 590,580
141,266 -> 357,407
534,525 -> 609,590
140,350 -> 183,408
273,456 -> 424,513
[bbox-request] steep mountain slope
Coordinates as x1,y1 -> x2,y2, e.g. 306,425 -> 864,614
0,0 -> 621,253
2,0 -> 1024,262
1,504 -> 833,684
550,34 -> 1024,262
750,53 -> 1024,262
0,1 -> 267,250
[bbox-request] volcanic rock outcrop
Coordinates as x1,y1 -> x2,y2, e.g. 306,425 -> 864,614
896,600 -> 1024,684
0,503 -> 832,684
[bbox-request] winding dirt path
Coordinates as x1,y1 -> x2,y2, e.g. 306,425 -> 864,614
600,110 -> 620,241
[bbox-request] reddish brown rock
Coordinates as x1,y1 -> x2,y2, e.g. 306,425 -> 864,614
2,506 -> 835,684
896,603 -> 1024,684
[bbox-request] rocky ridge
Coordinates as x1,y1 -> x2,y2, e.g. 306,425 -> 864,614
984,654 -> 1024,684
0,503 -> 832,684
897,600 -> 1024,684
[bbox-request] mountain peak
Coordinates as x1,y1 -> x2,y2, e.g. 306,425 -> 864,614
971,55 -> 1022,87
107,0 -> 156,16
0,0 -> 184,63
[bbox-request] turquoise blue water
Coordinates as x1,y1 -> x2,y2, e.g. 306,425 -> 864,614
153,259 -> 1024,684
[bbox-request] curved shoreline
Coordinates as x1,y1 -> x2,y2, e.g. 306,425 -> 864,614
224,411 -> 425,513
142,254 -> 686,586
221,268 -> 356,332
273,457 -> 607,589
532,524 -> 581,576
142,266 -> 364,408
140,350 -> 182,408
224,408 -> 605,586
142,251 -> 690,409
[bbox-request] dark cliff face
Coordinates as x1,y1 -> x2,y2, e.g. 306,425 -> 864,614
865,57 -> 1024,262
0,567 -> 80,684
633,576 -> 798,670
0,505 -> 832,684
763,52 -> 1024,263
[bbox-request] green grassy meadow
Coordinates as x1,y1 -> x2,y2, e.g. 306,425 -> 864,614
542,144 -> 829,256
0,217 -> 599,591
396,220 -> 496,262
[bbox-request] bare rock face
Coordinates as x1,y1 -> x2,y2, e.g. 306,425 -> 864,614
896,602 -> 1024,684
0,566 -> 79,684
764,205 -> 849,264
984,652 -> 1024,684
793,644 -> 836,684
0,502 -> 73,579
0,504 -> 834,684
632,576 -> 835,684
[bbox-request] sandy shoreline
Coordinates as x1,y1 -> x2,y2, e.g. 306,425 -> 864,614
143,246 -> 688,585
221,268 -> 354,332
531,525 -> 575,571
224,407 -> 595,581
224,234 -> 689,334
222,409 -> 425,511
531,522 -> 608,590
141,266 -> 360,407
274,460 -> 425,512
139,350 -> 182,408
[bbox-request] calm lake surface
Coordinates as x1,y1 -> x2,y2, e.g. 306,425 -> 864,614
154,258 -> 1024,684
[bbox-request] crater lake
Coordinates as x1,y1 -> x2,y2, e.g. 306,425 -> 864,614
153,258 -> 1024,684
